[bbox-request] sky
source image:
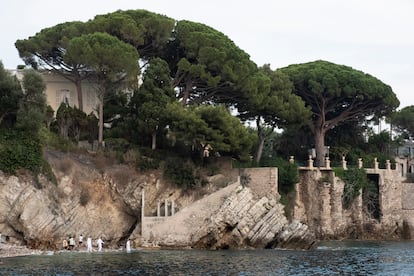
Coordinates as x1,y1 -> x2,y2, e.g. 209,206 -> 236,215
1,0 -> 414,109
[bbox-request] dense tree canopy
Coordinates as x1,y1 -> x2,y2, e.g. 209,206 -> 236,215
0,68 -> 47,174
15,21 -> 89,110
16,70 -> 47,134
0,62 -> 23,127
130,57 -> 175,149
282,60 -> 399,165
65,32 -> 140,146
89,10 -> 175,59
392,106 -> 414,138
14,10 -> 404,168
164,20 -> 258,106
238,65 -> 310,162
168,104 -> 256,160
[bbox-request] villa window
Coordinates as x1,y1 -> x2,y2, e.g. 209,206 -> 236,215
56,89 -> 72,107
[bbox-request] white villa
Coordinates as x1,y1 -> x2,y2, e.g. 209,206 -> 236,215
9,69 -> 100,115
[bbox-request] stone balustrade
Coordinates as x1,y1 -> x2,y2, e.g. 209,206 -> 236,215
291,155 -> 397,172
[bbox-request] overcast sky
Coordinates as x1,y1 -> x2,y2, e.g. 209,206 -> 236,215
1,0 -> 413,108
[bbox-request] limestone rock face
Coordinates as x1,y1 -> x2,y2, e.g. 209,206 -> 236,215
0,151 -> 316,250
191,185 -> 316,249
142,184 -> 317,250
0,150 -> 158,249
293,169 -> 406,240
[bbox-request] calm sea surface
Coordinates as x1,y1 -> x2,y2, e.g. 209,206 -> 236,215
1,241 -> 414,275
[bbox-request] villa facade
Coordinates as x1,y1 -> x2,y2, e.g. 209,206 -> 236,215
10,69 -> 99,115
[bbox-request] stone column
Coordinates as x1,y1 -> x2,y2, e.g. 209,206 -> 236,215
157,200 -> 161,217
165,199 -> 168,216
374,157 -> 379,170
172,200 -> 175,216
342,156 -> 347,170
308,155 -> 314,169
358,158 -> 363,169
141,190 -> 145,218
325,157 -> 331,169
386,160 -> 391,171
141,190 -> 145,239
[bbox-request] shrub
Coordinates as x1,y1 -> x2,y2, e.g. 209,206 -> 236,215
277,159 -> 299,195
79,188 -> 90,206
334,167 -> 370,208
0,129 -> 42,174
163,157 -> 195,190
136,149 -> 160,171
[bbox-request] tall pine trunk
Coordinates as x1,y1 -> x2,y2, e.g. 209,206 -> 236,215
151,131 -> 157,150
98,89 -> 104,148
254,118 -> 265,164
75,79 -> 84,112
314,128 -> 326,167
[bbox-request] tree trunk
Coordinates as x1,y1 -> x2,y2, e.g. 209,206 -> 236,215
314,127 -> 326,167
75,80 -> 84,112
181,79 -> 192,106
98,90 -> 104,148
0,113 -> 6,125
151,131 -> 157,150
255,135 -> 265,164
254,118 -> 265,163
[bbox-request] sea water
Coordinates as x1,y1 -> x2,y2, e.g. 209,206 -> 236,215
1,241 -> 414,275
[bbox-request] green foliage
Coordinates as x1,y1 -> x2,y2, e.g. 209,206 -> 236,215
89,9 -> 175,58
0,129 -> 43,173
66,32 -> 140,83
136,149 -> 160,171
39,159 -> 57,185
392,105 -> 414,138
16,69 -> 47,133
238,65 -> 310,163
65,31 -> 140,145
163,157 -> 195,190
130,57 -> 174,149
333,167 -> 369,208
168,104 -> 256,161
271,157 -> 299,195
55,103 -> 96,142
15,21 -> 89,110
282,60 -> 400,166
165,20 -> 258,106
367,131 -> 392,154
39,126 -> 75,152
0,61 -> 23,127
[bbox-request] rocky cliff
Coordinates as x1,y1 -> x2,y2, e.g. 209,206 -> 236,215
141,183 -> 316,250
0,150 -> 317,250
293,168 -> 407,240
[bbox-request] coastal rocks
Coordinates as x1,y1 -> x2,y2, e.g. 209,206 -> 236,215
191,185 -> 317,249
0,151 -> 317,251
142,184 -> 317,250
293,169 -> 406,240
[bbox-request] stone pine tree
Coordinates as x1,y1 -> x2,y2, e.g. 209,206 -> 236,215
65,32 -> 140,147
88,9 -> 175,59
163,20 -> 258,106
392,106 -> 414,138
130,57 -> 175,150
167,104 -> 256,161
15,21 -> 89,111
238,65 -> 311,163
282,60 -> 399,166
